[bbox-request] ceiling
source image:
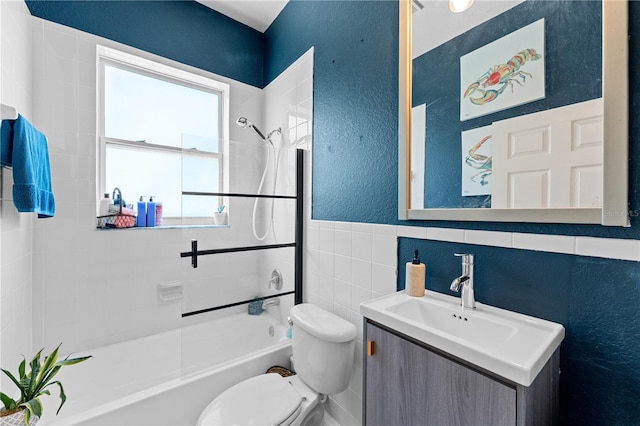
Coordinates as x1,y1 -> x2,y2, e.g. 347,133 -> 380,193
196,0 -> 523,56
196,0 -> 289,33
412,0 -> 522,59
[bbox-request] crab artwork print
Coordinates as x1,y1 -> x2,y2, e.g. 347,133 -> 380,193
460,18 -> 545,121
461,125 -> 492,197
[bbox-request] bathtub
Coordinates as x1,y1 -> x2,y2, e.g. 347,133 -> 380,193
41,310 -> 292,425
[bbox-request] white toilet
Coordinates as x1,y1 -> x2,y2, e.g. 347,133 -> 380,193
196,303 -> 357,426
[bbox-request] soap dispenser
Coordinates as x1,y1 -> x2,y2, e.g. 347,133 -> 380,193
98,193 -> 111,217
405,249 -> 425,297
146,196 -> 156,227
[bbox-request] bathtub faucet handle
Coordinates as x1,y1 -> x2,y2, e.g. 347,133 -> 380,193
269,269 -> 283,290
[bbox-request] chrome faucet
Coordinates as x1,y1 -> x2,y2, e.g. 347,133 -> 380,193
450,253 -> 475,309
262,298 -> 280,309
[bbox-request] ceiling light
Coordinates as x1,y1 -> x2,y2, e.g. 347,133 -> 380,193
449,0 -> 474,13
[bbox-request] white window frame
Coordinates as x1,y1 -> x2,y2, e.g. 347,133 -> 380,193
96,45 -> 230,225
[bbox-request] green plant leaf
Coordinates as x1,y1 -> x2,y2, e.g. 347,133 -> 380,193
1,368 -> 20,387
33,365 -> 60,396
0,392 -> 17,411
28,348 -> 43,373
2,345 -> 91,421
18,358 -> 26,380
19,374 -> 31,391
20,397 -> 42,424
46,381 -> 67,415
37,345 -> 60,384
1,368 -> 25,401
25,349 -> 43,400
34,354 -> 91,396
56,355 -> 92,367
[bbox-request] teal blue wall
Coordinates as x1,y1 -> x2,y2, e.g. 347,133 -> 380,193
25,0 -> 265,87
23,0 -> 640,423
269,0 -> 640,241
265,0 -> 399,225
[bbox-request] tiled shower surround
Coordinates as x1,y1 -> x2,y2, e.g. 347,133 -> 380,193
1,2 -> 313,387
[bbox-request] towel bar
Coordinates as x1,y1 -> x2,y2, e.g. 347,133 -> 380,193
0,167 -> 8,201
0,103 -> 17,120
0,103 -> 16,201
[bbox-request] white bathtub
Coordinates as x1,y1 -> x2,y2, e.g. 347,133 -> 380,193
41,311 -> 292,426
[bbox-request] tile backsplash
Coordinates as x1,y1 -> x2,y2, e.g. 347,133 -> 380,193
303,219 -> 640,424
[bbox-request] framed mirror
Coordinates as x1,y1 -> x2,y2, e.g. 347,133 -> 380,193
398,0 -> 629,225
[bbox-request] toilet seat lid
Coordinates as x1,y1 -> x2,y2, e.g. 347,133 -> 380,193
198,373 -> 302,426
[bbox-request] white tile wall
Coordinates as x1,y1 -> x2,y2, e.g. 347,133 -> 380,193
575,236 -> 640,261
464,229 -> 513,248
512,232 -> 576,254
27,18 -> 310,353
0,0 -> 33,391
426,226 -> 465,242
304,218 -> 399,425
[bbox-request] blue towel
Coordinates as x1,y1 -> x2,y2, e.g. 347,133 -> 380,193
0,115 -> 55,218
0,118 -> 12,166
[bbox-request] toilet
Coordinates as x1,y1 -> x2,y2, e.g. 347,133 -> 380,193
196,303 -> 357,426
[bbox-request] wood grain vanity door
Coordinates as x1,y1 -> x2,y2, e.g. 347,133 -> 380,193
365,322 -> 516,426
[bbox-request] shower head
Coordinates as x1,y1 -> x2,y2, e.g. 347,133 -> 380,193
235,117 -> 251,128
236,117 -> 266,141
266,127 -> 282,141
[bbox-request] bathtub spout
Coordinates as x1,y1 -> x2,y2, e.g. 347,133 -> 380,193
262,299 -> 280,309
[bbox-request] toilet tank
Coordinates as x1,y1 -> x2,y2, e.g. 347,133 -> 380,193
289,304 -> 357,395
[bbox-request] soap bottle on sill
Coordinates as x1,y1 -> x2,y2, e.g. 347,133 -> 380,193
146,196 -> 156,227
155,198 -> 163,226
136,196 -> 147,227
99,193 -> 111,217
405,249 -> 425,297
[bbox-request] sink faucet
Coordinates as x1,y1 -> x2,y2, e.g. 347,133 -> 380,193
262,298 -> 280,309
450,253 -> 476,309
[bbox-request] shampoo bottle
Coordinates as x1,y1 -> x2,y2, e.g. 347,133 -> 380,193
405,249 -> 425,297
155,199 -> 163,226
99,193 -> 111,216
136,196 -> 147,227
146,197 -> 156,227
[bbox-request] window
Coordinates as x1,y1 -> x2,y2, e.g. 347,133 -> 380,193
97,46 -> 229,225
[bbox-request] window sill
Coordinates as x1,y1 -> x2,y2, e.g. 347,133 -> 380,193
95,224 -> 230,231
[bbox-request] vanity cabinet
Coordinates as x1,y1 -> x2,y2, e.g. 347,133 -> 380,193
363,321 -> 559,426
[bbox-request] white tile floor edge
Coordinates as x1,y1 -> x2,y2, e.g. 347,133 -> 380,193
324,397 -> 359,426
320,410 -> 342,426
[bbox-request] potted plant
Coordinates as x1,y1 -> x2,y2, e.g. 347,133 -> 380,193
0,344 -> 91,426
213,205 -> 228,225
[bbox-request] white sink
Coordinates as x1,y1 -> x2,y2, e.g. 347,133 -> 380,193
360,290 -> 564,386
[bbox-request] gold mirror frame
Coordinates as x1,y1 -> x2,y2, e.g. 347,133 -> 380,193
398,0 -> 629,226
